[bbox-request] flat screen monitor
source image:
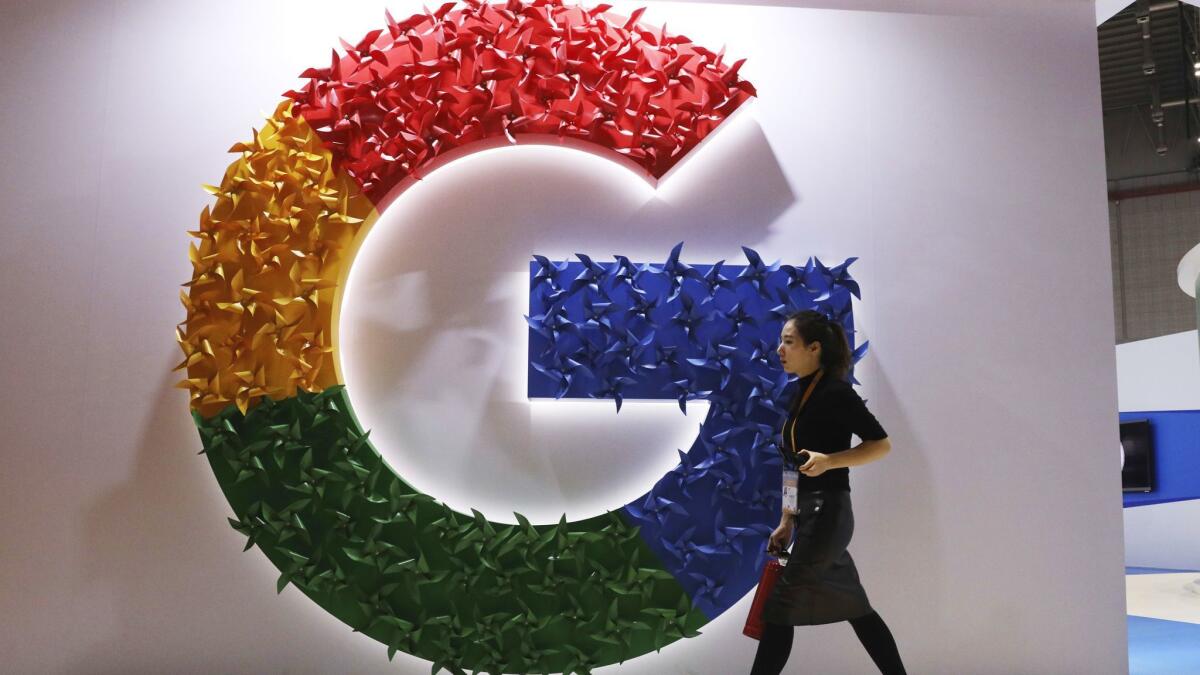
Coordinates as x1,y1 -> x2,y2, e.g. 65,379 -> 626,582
1120,419 -> 1154,493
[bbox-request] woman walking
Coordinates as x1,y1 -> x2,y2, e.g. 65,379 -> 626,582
750,310 -> 907,675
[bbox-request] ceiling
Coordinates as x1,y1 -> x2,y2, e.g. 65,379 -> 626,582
1100,1 -> 1200,179
1100,2 -> 1197,113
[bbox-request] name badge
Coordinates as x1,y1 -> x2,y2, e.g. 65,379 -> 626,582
782,469 -> 799,514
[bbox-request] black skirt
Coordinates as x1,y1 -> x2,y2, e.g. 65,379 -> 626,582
761,490 -> 874,625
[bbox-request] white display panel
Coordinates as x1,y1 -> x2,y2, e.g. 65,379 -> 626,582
0,1 -> 1126,673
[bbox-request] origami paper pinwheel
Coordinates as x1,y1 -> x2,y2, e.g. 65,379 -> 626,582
531,254 -> 567,290
609,255 -> 648,286
664,378 -> 713,414
531,353 -> 594,398
735,245 -> 782,293
748,338 -> 779,370
664,448 -> 701,498
601,328 -> 656,373
645,343 -> 684,374
626,495 -> 690,528
702,259 -> 736,295
581,292 -> 620,332
658,526 -> 705,567
708,511 -> 774,556
669,294 -> 716,341
569,253 -> 611,295
657,241 -> 705,301
686,572 -> 727,607
769,285 -> 811,321
742,371 -> 792,417
593,374 -> 638,412
623,286 -> 661,324
721,300 -> 758,333
780,258 -> 819,295
685,342 -> 738,390
817,256 -> 863,299
524,304 -> 562,340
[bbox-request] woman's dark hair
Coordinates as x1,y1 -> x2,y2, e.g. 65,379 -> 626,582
786,310 -> 853,381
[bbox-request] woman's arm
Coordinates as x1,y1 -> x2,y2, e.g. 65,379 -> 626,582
828,437 -> 890,469
798,437 -> 891,476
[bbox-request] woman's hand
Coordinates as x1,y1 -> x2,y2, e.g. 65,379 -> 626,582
798,450 -> 834,477
768,520 -> 794,556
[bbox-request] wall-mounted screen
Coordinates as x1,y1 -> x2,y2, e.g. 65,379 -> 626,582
1120,419 -> 1154,493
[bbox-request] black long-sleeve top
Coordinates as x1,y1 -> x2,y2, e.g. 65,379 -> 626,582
782,371 -> 888,493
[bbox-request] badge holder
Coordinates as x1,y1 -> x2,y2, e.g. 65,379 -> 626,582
782,469 -> 799,514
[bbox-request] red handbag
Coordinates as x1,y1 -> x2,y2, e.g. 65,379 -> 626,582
743,556 -> 786,640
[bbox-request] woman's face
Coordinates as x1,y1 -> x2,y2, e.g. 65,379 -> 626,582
777,320 -> 821,377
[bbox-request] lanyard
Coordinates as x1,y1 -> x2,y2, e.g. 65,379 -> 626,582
782,369 -> 823,469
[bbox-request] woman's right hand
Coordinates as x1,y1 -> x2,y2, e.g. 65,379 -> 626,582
768,520 -> 794,556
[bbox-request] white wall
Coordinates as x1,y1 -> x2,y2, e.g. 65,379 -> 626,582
1117,331 -> 1200,413
0,1 -> 1126,673
1124,499 -> 1200,569
1117,330 -> 1200,570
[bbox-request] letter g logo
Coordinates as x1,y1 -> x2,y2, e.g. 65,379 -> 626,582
177,3 -> 863,672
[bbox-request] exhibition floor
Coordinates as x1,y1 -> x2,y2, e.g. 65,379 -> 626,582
1127,567 -> 1200,674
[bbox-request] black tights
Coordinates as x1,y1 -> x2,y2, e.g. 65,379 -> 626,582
749,611 -> 906,675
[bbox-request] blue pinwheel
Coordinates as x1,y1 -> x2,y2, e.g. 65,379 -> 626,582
710,454 -> 748,496
769,285 -> 810,322
849,340 -> 870,385
568,253 -> 610,294
816,256 -> 862,299
524,299 -> 570,341
659,526 -> 707,567
819,292 -> 853,325
747,483 -> 783,512
610,254 -> 654,286
659,241 -> 705,301
580,292 -> 620,333
669,294 -> 715,341
735,245 -> 781,293
703,391 -> 740,427
531,254 -> 567,290
702,259 -> 735,294
708,511 -> 773,556
742,371 -> 791,417
623,286 -> 660,324
600,328 -> 655,374
780,257 -> 818,295
530,352 -> 595,399
686,571 -> 727,607
593,374 -> 638,412
665,448 -> 707,499
748,338 -> 778,371
626,495 -> 689,528
721,301 -> 757,334
685,342 -> 738,391
744,430 -> 784,471
699,424 -> 738,457
663,378 -> 712,414
644,343 -> 683,375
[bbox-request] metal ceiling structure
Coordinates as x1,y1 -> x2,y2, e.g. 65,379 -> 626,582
1101,1 -> 1200,151
1101,1 -> 1200,195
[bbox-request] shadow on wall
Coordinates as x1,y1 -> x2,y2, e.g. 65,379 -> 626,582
339,115 -> 803,520
350,113 -> 798,371
71,362 -> 388,672
72,364 -> 217,671
849,359 -> 945,645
